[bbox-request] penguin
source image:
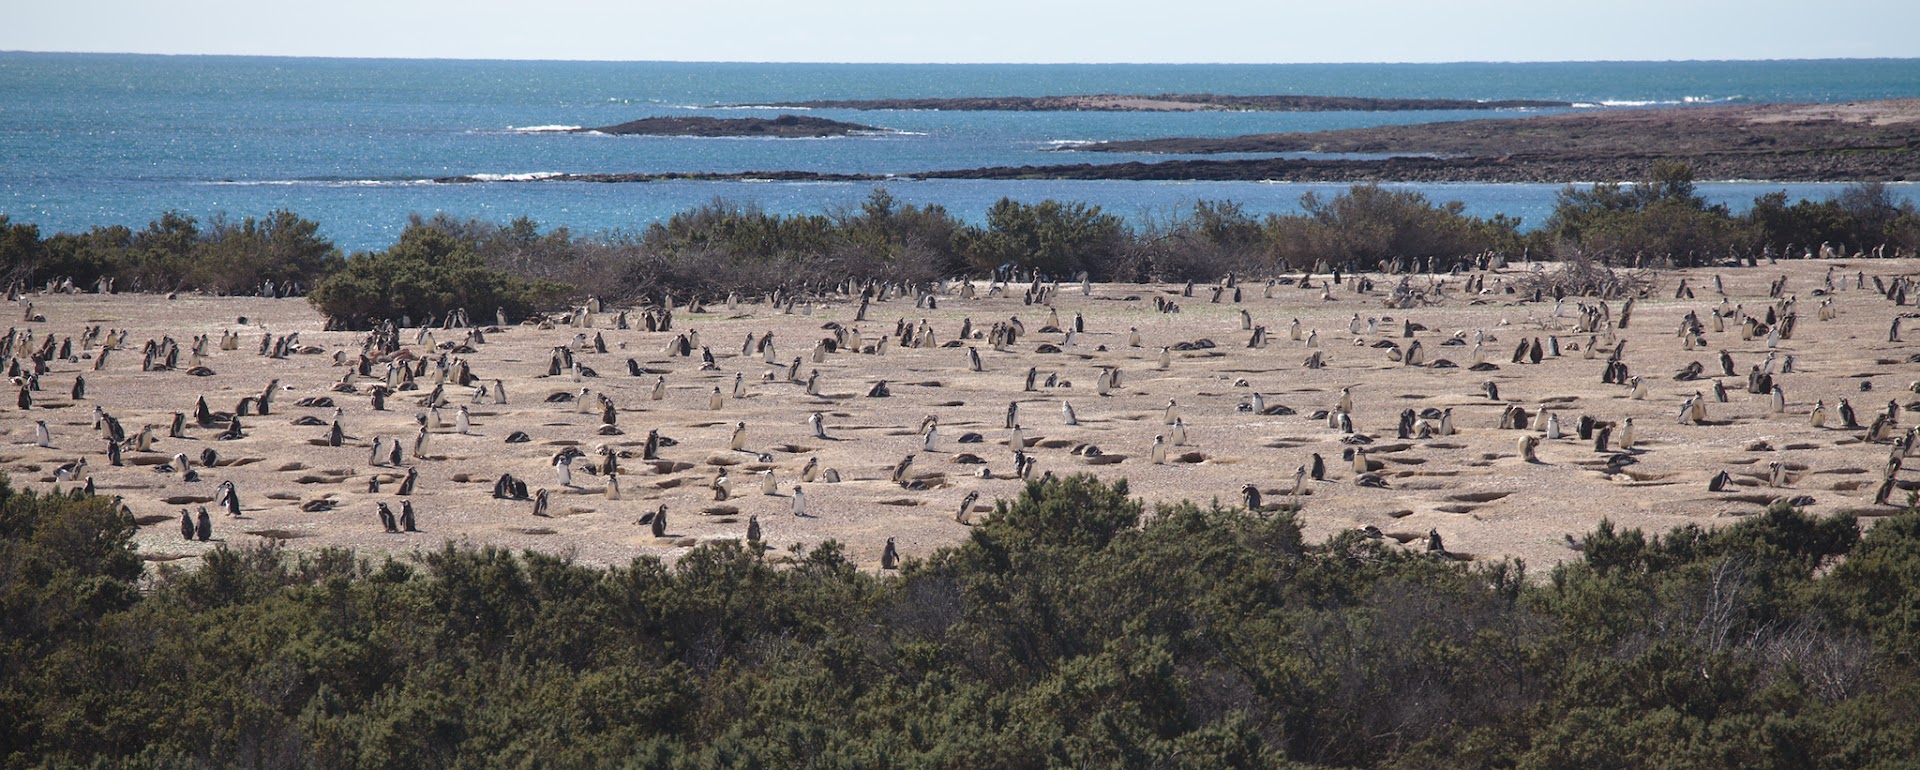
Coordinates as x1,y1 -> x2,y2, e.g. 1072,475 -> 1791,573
1770,384 -> 1786,415
801,456 -> 820,483
956,491 -> 980,525
651,504 -> 668,537
1620,418 -> 1636,449
966,346 -> 983,372
1839,398 -> 1859,429
1171,418 -> 1188,447
398,467 -> 418,496
708,387 -> 724,411
745,515 -> 762,543
1708,470 -> 1733,492
195,508 -> 212,541
400,501 -> 418,532
880,537 -> 900,570
730,421 -> 748,452
1810,400 -> 1828,428
218,481 -> 240,517
810,411 -> 829,440
180,508 -> 195,541
1519,434 -> 1541,463
456,406 -> 471,435
1062,401 -> 1078,426
33,419 -> 50,448
532,489 -> 550,517
1309,453 -> 1326,481
1150,435 -> 1168,465
792,485 -> 808,517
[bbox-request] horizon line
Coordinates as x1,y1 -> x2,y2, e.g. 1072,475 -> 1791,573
5,49 -> 1919,67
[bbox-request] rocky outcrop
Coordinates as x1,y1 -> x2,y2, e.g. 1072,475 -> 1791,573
580,114 -> 884,137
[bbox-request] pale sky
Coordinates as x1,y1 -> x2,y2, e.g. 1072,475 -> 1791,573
6,0 -> 1918,63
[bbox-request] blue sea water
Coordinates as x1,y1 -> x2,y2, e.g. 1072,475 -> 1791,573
2,53 -> 1917,253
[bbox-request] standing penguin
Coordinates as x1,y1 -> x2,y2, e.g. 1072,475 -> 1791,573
792,485 -> 808,517
400,501 -> 418,532
880,537 -> 900,570
195,508 -> 212,541
180,508 -> 195,541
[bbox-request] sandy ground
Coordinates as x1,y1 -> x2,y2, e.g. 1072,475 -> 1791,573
5,259 -> 1917,573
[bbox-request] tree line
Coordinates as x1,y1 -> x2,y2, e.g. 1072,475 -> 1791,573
2,473 -> 1917,767
2,169 -> 1916,325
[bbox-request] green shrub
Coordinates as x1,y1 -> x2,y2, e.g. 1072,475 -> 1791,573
308,224 -> 567,327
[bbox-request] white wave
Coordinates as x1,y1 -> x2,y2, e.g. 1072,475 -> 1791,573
462,172 -> 566,182
205,178 -> 434,188
509,125 -> 581,133
1043,139 -> 1097,148
1588,95 -> 1743,108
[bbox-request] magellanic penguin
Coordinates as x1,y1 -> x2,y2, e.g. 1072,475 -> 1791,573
880,537 -> 900,570
956,491 -> 980,525
1150,435 -> 1168,465
792,485 -> 808,517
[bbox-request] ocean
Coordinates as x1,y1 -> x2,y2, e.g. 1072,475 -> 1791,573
2,53 -> 1917,253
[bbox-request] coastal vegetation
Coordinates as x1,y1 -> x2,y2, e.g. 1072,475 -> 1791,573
3,472 -> 1918,767
2,175 -> 1916,320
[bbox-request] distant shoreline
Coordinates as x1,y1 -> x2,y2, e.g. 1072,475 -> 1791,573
448,99 -> 1918,184
720,93 -> 1573,112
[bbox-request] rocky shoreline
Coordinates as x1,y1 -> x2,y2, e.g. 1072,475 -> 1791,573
726,93 -> 1571,112
457,100 -> 1919,184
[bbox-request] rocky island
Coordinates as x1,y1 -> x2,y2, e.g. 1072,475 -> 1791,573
452,99 -> 1920,184
972,99 -> 1920,183
725,93 -> 1571,112
577,114 -> 885,137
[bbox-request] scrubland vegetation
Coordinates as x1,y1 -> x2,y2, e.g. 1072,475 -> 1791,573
3,166 -> 1917,323
3,473 -> 1918,767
